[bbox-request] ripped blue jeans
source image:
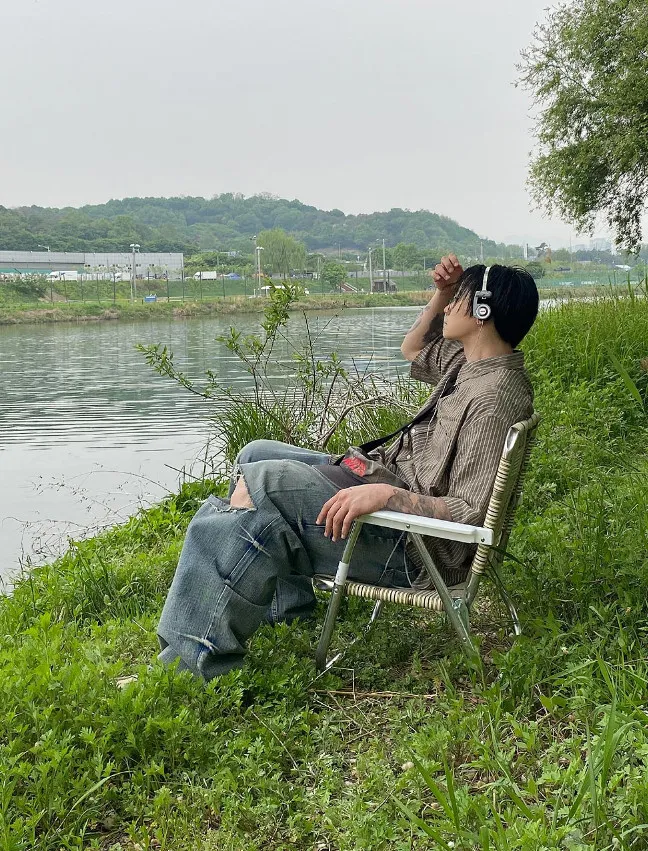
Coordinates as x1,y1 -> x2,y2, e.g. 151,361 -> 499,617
157,440 -> 410,680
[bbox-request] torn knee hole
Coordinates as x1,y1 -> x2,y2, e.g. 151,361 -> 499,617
230,474 -> 257,510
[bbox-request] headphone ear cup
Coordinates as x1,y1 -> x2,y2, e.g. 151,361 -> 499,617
475,302 -> 491,321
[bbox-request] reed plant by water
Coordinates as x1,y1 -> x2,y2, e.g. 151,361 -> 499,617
0,287 -> 647,849
139,283 -> 428,465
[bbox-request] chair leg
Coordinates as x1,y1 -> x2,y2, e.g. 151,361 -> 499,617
368,600 -> 383,626
446,598 -> 479,664
489,565 -> 522,637
409,534 -> 480,664
315,522 -> 363,672
316,600 -> 385,673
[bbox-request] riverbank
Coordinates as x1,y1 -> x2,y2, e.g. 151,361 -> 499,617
0,283 -> 631,326
2,294 -> 648,849
0,292 -> 423,325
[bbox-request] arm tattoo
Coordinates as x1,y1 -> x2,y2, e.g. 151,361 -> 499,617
408,303 -> 440,337
408,308 -> 426,332
385,487 -> 452,521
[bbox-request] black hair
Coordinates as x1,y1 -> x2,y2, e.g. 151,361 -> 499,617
453,263 -> 539,348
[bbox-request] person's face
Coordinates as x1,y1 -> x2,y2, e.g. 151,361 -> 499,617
443,293 -> 477,341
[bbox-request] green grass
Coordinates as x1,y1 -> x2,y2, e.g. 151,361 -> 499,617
1,293 -> 648,849
0,279 -> 636,327
0,290 -> 435,326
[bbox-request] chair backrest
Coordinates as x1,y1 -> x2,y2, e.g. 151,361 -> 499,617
470,411 -> 541,576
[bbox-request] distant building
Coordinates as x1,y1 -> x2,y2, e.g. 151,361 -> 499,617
371,278 -> 398,293
0,250 -> 184,278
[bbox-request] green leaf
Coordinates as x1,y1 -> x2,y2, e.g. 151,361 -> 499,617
608,349 -> 644,410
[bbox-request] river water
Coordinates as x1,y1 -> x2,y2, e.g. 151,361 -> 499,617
0,308 -> 418,583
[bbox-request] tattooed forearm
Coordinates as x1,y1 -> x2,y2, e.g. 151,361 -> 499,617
407,302 -> 433,332
401,290 -> 452,360
385,487 -> 452,521
408,312 -> 424,333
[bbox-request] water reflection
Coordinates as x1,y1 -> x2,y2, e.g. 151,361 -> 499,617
0,308 -> 418,579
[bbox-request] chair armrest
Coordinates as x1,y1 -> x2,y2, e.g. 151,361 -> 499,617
358,510 -> 493,545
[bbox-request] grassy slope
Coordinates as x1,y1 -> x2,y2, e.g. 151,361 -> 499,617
0,291 -> 432,326
1,295 -> 648,850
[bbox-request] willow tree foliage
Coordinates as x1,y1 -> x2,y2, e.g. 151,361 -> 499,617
320,261 -> 347,292
256,229 -> 306,278
519,0 -> 648,251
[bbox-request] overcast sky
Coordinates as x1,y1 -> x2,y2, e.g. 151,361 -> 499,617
1,0 -> 613,248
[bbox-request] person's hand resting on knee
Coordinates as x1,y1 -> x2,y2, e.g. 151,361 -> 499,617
316,484 -> 393,542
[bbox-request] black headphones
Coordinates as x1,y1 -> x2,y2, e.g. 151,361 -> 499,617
472,265 -> 492,321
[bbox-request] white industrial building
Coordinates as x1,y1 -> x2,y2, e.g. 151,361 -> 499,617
0,250 -> 184,278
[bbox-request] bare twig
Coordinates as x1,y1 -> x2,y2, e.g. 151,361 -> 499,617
311,688 -> 440,701
319,395 -> 411,450
249,710 -> 299,770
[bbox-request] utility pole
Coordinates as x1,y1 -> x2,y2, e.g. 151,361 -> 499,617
382,238 -> 387,288
480,240 -> 484,264
368,246 -> 374,292
129,243 -> 140,302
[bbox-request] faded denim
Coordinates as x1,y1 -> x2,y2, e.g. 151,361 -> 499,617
226,439 -> 331,496
157,442 -> 410,680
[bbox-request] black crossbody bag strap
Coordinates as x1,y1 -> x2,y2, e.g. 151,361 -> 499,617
358,406 -> 432,454
355,373 -> 457,456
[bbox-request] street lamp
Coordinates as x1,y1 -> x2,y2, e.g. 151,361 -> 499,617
129,243 -> 140,302
255,245 -> 264,296
37,245 -> 52,296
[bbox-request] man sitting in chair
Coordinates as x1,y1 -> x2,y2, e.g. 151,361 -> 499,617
157,255 -> 539,680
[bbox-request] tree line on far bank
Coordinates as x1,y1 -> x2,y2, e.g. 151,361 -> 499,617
0,194 -> 518,258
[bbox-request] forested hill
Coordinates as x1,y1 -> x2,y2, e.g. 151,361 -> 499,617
0,194 -> 511,255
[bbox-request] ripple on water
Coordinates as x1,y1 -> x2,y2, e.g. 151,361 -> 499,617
0,308 -> 418,579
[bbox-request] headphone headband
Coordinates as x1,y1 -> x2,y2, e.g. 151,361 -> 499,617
482,266 -> 491,293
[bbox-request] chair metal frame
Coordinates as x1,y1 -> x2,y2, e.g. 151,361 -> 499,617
314,412 -> 540,672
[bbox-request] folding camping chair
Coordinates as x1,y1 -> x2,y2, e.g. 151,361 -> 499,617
313,411 -> 540,671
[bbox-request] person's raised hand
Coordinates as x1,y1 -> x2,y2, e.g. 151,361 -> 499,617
432,254 -> 463,292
